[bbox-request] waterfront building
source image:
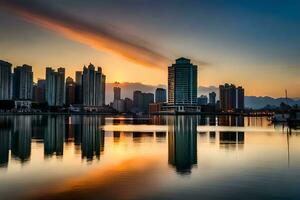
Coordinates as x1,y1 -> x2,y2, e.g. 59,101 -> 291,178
66,77 -> 76,105
0,60 -> 13,100
33,79 -> 46,103
114,86 -> 121,101
45,67 -> 65,106
124,98 -> 133,113
209,92 -> 216,104
219,84 -> 244,112
155,88 -> 167,103
237,86 -> 245,110
113,99 -> 125,113
75,71 -> 83,104
168,57 -> 197,111
13,65 -> 33,100
197,95 -> 208,105
133,90 -> 154,113
82,64 -> 106,108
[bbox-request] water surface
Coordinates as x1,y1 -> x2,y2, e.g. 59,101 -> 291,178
0,115 -> 299,200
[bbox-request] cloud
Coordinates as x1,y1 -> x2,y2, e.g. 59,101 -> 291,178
0,0 -> 171,68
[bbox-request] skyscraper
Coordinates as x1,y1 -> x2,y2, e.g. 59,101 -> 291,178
133,90 -> 154,113
237,86 -> 245,110
168,58 -> 197,106
45,67 -> 65,106
13,64 -> 33,100
155,88 -> 166,103
66,77 -> 76,105
75,71 -> 83,104
209,92 -> 216,104
82,64 -> 106,107
33,79 -> 46,103
113,86 -> 121,101
0,60 -> 13,100
219,84 -> 244,112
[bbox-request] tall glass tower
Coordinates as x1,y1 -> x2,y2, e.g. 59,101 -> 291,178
168,57 -> 197,106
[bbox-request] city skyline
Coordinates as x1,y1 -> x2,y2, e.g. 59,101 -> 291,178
0,0 -> 299,98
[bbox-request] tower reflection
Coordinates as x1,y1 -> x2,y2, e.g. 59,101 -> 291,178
11,116 -> 32,163
168,116 -> 197,175
81,116 -> 105,161
44,115 -> 65,157
0,117 -> 12,167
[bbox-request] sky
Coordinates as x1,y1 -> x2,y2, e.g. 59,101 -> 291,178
0,0 -> 299,98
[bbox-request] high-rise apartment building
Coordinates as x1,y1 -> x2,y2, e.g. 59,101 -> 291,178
75,71 -> 83,104
45,67 -> 65,106
113,87 -> 121,101
236,86 -> 245,110
209,92 -> 216,104
0,60 -> 13,100
66,77 -> 76,105
155,88 -> 166,103
133,90 -> 154,113
33,79 -> 46,103
219,84 -> 244,112
168,57 -> 197,106
82,64 -> 106,107
13,64 -> 33,100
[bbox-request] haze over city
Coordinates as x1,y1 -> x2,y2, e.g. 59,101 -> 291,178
1,0 -> 300,98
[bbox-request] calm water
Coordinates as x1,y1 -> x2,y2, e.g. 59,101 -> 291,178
0,115 -> 300,200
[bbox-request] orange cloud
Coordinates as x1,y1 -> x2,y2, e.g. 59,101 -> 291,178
0,0 -> 171,68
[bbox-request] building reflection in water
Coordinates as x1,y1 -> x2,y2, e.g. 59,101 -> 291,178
11,116 -> 32,163
44,116 -> 65,157
219,131 -> 244,150
168,116 -> 197,175
0,117 -> 12,167
81,116 -> 105,161
218,115 -> 244,127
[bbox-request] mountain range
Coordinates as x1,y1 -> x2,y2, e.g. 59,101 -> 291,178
105,82 -> 300,109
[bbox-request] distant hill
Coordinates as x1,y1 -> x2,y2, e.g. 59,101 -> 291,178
105,83 -> 300,109
245,96 -> 300,109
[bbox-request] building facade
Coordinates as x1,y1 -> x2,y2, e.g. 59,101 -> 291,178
133,90 -> 154,113
75,71 -> 83,104
82,64 -> 106,107
209,92 -> 216,104
45,67 -> 65,106
13,64 -> 33,100
0,60 -> 13,100
113,87 -> 121,101
66,77 -> 76,105
155,88 -> 167,103
219,84 -> 244,112
168,57 -> 197,106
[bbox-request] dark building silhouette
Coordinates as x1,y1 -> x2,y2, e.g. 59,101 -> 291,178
114,86 -> 121,101
133,90 -> 154,113
75,71 -> 83,104
33,79 -> 46,103
45,67 -> 65,106
237,86 -> 245,110
209,92 -> 216,105
219,84 -> 245,112
168,116 -> 197,174
13,65 -> 33,100
0,60 -> 13,100
44,116 -> 65,156
168,58 -> 197,107
155,88 -> 166,103
66,77 -> 76,105
11,116 -> 32,163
